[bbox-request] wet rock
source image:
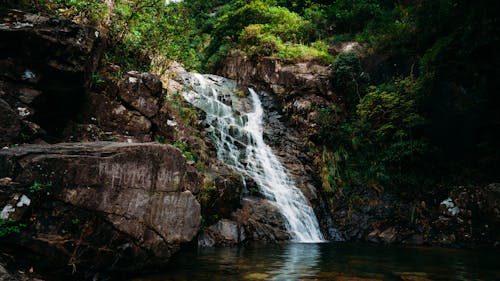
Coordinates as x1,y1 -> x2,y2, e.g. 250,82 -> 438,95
243,273 -> 270,280
200,162 -> 243,220
0,142 -> 201,277
440,198 -> 460,216
379,227 -> 398,244
220,55 -> 335,136
403,234 -> 425,246
366,229 -> 381,243
219,55 -> 337,238
0,262 -> 44,281
431,184 -> 500,246
199,219 -> 246,247
0,9 -> 102,143
118,72 -> 161,118
232,198 -> 290,242
397,272 -> 433,281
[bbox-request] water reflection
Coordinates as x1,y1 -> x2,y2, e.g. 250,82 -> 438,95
271,243 -> 320,280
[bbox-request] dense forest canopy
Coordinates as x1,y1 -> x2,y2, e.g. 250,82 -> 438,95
9,0 -> 500,194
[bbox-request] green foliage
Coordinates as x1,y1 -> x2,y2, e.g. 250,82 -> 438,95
327,0 -> 385,33
206,0 -> 333,69
174,140 -> 196,162
0,218 -> 26,237
317,77 -> 428,191
29,181 -> 52,193
332,52 -> 367,111
239,24 -> 333,62
155,135 -> 167,144
357,78 -> 424,142
357,5 -> 415,52
53,0 -> 106,24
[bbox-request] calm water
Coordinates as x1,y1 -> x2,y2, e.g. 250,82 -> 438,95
131,242 -> 500,281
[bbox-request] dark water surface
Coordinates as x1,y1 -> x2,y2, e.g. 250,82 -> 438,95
131,243 -> 499,281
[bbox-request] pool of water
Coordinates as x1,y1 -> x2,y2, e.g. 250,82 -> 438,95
131,242 -> 499,281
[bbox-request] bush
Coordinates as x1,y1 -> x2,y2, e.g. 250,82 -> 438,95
317,76 -> 429,192
206,0 -> 331,69
332,52 -> 367,111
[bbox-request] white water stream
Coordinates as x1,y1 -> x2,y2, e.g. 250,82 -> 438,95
180,73 -> 324,242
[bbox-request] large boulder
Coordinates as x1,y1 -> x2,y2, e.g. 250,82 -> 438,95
232,198 -> 290,242
198,219 -> 246,247
0,142 -> 201,278
0,9 -> 102,144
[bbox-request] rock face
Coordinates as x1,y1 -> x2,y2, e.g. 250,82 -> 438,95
63,91 -> 153,142
118,71 -> 161,118
0,9 -> 102,144
62,68 -> 168,143
0,142 -> 201,278
232,198 -> 290,242
330,183 -> 500,247
220,53 -> 336,136
198,219 -> 246,247
431,184 -> 500,245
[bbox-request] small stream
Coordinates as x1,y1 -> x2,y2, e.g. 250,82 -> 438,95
132,243 -> 500,281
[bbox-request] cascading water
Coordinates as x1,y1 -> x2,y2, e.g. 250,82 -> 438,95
180,73 -> 324,242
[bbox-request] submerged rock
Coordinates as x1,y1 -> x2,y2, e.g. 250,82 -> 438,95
0,142 -> 201,277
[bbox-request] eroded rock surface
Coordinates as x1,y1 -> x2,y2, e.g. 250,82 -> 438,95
0,142 -> 201,277
118,71 -> 162,118
220,53 -> 335,136
232,198 -> 290,242
0,9 -> 102,144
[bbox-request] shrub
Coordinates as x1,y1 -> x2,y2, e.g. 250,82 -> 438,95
332,52 -> 367,111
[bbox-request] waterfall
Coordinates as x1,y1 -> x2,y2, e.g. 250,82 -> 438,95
179,73 -> 324,242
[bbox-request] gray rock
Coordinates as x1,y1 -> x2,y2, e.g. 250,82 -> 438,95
199,219 -> 246,247
232,198 -> 290,242
118,72 -> 162,118
379,227 -> 398,244
0,142 -> 201,274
